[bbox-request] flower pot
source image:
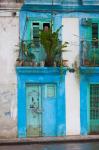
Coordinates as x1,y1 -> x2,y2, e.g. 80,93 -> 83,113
84,59 -> 90,66
45,59 -> 53,67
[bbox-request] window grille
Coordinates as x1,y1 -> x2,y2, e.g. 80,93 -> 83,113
90,84 -> 99,120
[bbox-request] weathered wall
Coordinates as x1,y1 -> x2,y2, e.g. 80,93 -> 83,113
62,18 -> 80,135
0,15 -> 19,138
0,14 -> 81,137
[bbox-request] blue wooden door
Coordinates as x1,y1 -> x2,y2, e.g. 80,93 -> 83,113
42,84 -> 57,136
26,83 -> 57,137
26,84 -> 42,137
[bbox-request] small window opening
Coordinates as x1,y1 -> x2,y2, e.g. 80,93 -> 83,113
32,23 -> 39,26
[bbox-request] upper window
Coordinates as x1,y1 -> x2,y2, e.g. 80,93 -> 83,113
27,20 -> 50,62
32,22 -> 50,48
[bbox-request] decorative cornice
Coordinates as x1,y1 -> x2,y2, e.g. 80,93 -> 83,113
21,4 -> 99,13
16,67 -> 66,75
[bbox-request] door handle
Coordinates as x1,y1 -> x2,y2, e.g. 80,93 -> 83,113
37,109 -> 43,113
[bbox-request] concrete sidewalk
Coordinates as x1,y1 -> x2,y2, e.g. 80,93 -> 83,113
0,135 -> 99,145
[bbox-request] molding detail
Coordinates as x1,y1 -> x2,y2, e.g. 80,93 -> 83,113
80,67 -> 99,74
16,67 -> 66,75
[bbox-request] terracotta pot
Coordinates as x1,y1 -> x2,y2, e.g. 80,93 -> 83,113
84,59 -> 90,66
45,60 -> 53,67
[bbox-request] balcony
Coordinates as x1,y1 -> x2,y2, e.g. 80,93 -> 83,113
81,40 -> 99,66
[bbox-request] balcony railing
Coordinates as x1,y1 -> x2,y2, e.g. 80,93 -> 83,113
81,40 -> 99,66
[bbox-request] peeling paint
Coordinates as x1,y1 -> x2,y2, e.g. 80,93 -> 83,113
0,16 -> 18,138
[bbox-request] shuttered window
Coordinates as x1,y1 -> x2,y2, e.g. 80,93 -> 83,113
32,23 -> 40,47
32,22 -> 50,48
29,21 -> 50,62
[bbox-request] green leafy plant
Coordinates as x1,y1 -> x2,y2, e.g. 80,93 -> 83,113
40,24 -> 68,66
16,40 -> 36,66
20,40 -> 35,61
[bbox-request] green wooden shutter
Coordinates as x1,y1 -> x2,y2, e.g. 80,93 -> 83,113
90,84 -> 99,133
32,22 -> 40,48
26,84 -> 42,137
31,21 -> 50,63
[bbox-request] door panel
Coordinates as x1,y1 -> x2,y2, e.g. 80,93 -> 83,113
90,84 -> 99,133
26,84 -> 42,137
42,84 -> 57,136
26,83 -> 57,137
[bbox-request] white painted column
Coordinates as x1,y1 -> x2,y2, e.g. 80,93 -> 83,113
62,18 -> 80,135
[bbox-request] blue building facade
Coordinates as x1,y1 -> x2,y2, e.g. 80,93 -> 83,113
17,0 -> 99,137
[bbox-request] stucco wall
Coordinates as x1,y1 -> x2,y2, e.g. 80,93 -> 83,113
62,18 -> 80,135
0,16 -> 19,138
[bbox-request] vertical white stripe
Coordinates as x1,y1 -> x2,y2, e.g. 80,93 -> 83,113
62,18 -> 80,135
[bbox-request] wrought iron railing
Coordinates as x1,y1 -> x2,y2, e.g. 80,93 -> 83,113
81,40 -> 99,66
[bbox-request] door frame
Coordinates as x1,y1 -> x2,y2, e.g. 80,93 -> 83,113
17,67 -> 66,138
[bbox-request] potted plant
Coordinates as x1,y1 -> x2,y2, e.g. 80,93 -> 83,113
39,24 -> 68,67
16,40 -> 36,66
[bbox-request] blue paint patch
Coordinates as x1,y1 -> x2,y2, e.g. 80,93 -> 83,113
16,67 -> 66,137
